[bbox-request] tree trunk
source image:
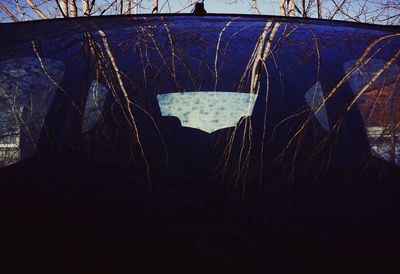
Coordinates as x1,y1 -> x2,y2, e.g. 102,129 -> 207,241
69,0 -> 77,17
301,0 -> 306,17
125,0 -> 131,14
59,0 -> 68,17
82,0 -> 91,16
288,0 -> 295,16
119,0 -> 123,15
251,0 -> 260,15
279,0 -> 295,16
152,0 -> 158,14
317,0 -> 322,19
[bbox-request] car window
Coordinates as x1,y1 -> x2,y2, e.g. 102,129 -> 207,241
304,81 -> 329,131
0,57 -> 64,167
82,80 -> 109,133
157,91 -> 258,133
345,59 -> 400,166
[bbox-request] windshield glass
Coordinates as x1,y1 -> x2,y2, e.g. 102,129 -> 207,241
0,15 -> 398,182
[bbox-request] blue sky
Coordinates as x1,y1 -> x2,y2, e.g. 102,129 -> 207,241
0,0 -> 281,18
155,0 -> 280,14
1,0 -> 398,25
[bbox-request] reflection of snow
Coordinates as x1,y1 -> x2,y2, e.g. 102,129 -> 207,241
304,82 -> 329,131
367,127 -> 399,166
0,57 -> 64,167
157,92 -> 258,133
371,144 -> 400,166
82,81 -> 109,133
0,135 -> 20,166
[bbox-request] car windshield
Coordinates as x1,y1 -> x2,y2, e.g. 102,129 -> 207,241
0,15 -> 399,181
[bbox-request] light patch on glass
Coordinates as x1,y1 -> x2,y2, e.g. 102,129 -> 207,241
304,82 -> 329,131
345,59 -> 400,166
82,81 -> 109,133
157,92 -> 258,133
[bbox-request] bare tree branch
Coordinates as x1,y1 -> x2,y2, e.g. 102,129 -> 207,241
0,2 -> 19,22
26,0 -> 48,19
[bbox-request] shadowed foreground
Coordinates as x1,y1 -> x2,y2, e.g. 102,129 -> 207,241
1,155 -> 399,274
